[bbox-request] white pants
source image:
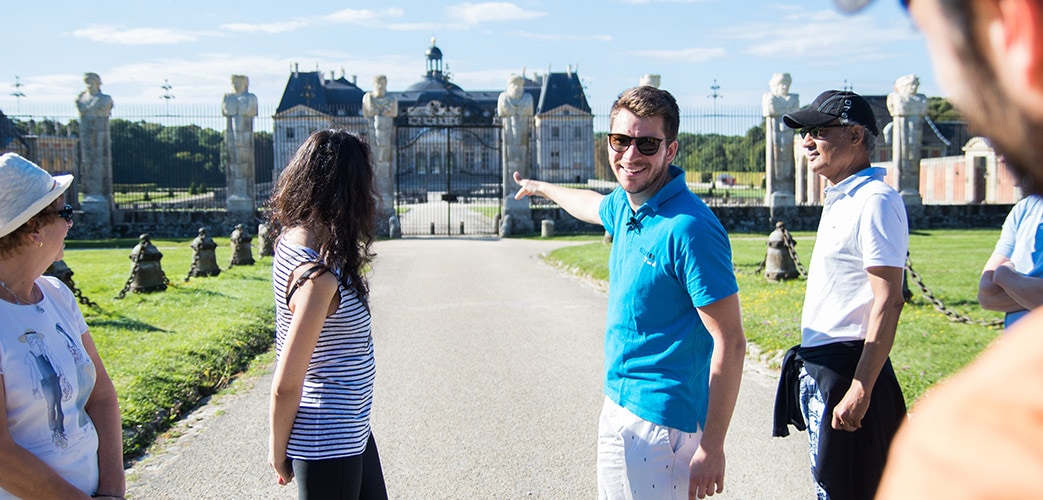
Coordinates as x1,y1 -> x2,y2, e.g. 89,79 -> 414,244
597,397 -> 703,500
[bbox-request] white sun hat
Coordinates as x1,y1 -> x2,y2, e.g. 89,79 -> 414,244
0,153 -> 74,238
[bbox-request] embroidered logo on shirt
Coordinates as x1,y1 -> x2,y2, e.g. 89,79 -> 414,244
639,246 -> 657,268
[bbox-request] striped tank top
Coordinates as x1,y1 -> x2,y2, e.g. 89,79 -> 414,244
272,242 -> 375,460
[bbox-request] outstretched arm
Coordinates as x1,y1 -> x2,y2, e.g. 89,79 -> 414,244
512,171 -> 604,225
690,293 -> 746,499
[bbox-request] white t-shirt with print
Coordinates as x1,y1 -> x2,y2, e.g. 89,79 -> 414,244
0,276 -> 99,498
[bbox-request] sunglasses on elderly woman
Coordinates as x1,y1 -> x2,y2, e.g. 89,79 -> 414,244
607,134 -> 667,156
46,204 -> 74,223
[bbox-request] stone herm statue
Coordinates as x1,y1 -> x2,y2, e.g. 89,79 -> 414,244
222,75 -> 258,212
887,74 -> 928,205
498,73 -> 534,169
76,72 -> 114,210
763,73 -> 799,207
222,75 -> 258,170
229,224 -> 255,267
639,74 -> 661,88
362,75 -> 398,164
187,228 -> 221,279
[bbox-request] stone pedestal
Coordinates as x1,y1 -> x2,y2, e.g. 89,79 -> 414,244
502,193 -> 535,235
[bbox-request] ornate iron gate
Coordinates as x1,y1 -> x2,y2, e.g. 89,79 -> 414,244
394,125 -> 502,236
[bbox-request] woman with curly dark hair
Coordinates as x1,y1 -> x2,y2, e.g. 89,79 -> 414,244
267,129 -> 387,499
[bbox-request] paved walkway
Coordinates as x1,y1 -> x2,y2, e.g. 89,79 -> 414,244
125,238 -> 813,499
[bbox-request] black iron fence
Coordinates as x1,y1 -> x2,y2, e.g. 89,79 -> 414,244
4,104 -> 276,210
4,102 -> 768,213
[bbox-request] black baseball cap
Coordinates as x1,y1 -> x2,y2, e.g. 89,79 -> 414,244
783,90 -> 880,136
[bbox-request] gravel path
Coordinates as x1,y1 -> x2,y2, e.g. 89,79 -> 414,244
126,237 -> 813,499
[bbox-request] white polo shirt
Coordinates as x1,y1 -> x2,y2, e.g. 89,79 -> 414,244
801,167 -> 909,348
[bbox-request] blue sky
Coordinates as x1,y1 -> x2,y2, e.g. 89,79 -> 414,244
3,0 -> 931,114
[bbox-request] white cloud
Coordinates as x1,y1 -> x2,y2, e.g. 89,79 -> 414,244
619,0 -> 716,3
515,31 -> 612,43
629,47 -> 727,63
323,8 -> 406,24
71,26 -> 210,45
445,2 -> 546,25
221,21 -> 310,34
720,8 -> 919,61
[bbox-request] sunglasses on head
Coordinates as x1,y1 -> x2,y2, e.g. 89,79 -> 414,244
798,124 -> 847,139
46,204 -> 74,223
607,134 -> 668,156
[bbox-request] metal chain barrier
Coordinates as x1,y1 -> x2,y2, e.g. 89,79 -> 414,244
114,260 -> 140,300
735,229 -> 1001,329
66,278 -> 97,308
734,259 -> 766,276
904,254 -> 1004,328
780,226 -> 807,278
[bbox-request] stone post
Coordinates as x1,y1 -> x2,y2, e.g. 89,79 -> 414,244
363,74 -> 399,228
222,75 -> 259,214
887,74 -> 927,208
75,72 -> 114,224
763,73 -> 798,207
499,74 -> 535,234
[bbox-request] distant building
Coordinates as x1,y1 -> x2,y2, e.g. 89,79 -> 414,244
271,39 -> 594,184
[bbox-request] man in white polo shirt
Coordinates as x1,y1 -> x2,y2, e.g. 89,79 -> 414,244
773,90 -> 909,500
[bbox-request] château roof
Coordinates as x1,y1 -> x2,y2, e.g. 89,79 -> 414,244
275,70 -> 365,116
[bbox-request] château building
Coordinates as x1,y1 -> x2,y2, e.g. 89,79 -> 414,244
271,39 -> 594,184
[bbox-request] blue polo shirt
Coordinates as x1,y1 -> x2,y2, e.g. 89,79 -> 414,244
599,165 -> 738,432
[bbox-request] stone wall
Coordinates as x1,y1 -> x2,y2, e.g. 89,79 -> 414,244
533,203 -> 1013,235
67,203 -> 1014,241
69,210 -> 264,240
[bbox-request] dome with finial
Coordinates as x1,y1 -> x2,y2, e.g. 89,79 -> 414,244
425,36 -> 442,61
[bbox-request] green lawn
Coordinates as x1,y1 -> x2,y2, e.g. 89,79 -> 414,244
545,229 -> 1004,406
62,237 -> 273,458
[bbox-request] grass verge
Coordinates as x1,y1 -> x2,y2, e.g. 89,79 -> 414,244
544,229 -> 1004,406
63,237 -> 273,458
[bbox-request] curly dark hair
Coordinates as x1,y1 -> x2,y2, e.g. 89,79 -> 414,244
267,129 -> 378,301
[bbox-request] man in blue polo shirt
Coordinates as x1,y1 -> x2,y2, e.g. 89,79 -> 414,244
513,85 -> 746,500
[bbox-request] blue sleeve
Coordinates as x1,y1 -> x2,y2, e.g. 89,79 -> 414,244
677,216 -> 739,308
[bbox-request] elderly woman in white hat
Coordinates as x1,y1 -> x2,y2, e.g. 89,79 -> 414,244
0,153 -> 124,499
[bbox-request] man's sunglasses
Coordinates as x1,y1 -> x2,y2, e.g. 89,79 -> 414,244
798,124 -> 847,139
608,134 -> 668,156
46,204 -> 74,223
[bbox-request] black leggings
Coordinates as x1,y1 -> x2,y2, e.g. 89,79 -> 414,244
292,434 -> 388,500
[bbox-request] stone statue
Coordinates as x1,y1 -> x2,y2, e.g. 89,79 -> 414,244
222,75 -> 258,212
229,224 -> 255,267
76,72 -> 114,211
762,73 -> 799,207
639,74 -> 661,88
887,74 -> 928,205
363,75 -> 398,164
498,74 -> 534,168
